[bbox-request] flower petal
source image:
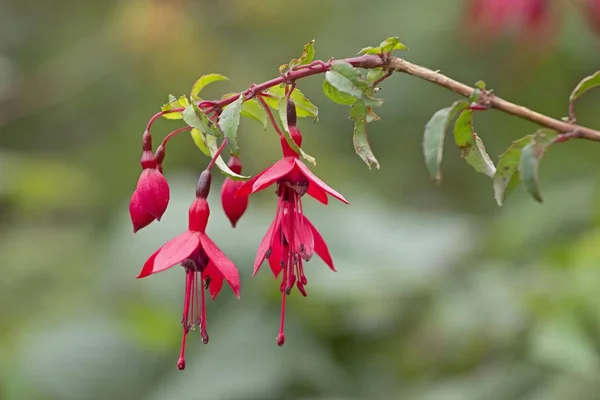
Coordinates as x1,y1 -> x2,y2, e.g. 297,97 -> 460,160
137,169 -> 170,219
268,234 -> 284,278
129,190 -> 156,233
306,182 -> 329,205
302,215 -> 336,271
204,262 -> 224,300
137,231 -> 200,278
199,233 -> 240,298
282,210 -> 314,261
254,217 -> 278,276
251,157 -> 295,194
294,159 -> 349,204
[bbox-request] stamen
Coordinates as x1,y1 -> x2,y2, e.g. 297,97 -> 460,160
178,268 -> 194,370
285,273 -> 296,295
200,271 -> 209,344
195,272 -> 201,327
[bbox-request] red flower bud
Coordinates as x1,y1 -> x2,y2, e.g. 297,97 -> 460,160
129,154 -> 170,233
220,156 -> 249,228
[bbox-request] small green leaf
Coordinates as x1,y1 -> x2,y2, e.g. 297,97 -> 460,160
519,129 -> 558,203
265,86 -> 318,119
378,36 -> 408,53
240,99 -> 268,129
278,97 -> 316,166
358,37 -> 408,55
453,110 -> 496,177
325,63 -> 366,99
358,46 -> 380,55
182,102 -> 222,137
190,128 -> 211,157
161,95 -> 190,120
569,71 -> 600,104
190,73 -> 229,102
493,136 -> 533,206
322,79 -> 355,105
218,94 -> 244,156
474,80 -> 486,90
367,69 -> 386,84
298,40 -> 315,65
350,101 -> 379,169
205,135 -> 249,180
423,101 -> 469,182
330,62 -> 369,89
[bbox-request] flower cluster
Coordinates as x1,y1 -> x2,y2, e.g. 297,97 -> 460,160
129,99 -> 347,369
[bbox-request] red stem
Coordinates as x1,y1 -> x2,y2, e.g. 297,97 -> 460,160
257,95 -> 284,137
206,137 -> 229,170
160,126 -> 193,148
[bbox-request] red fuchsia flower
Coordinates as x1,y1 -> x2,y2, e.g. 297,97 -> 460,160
584,0 -> 600,37
137,170 -> 240,370
129,134 -> 170,233
236,99 -> 348,346
220,156 -> 249,227
463,0 -> 557,47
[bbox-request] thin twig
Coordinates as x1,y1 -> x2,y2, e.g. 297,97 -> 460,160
197,54 -> 600,143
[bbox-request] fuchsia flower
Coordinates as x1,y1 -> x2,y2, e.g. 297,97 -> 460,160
220,156 -> 249,227
137,170 -> 240,370
236,100 -> 348,346
463,0 -> 556,46
129,136 -> 170,233
585,0 -> 600,37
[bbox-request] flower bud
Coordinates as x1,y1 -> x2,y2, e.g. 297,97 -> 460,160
129,157 -> 170,232
585,0 -> 600,37
220,156 -> 249,228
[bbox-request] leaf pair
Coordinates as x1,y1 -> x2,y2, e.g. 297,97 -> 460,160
423,101 -> 495,183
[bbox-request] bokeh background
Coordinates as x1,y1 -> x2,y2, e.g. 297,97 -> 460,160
2,0 -> 600,399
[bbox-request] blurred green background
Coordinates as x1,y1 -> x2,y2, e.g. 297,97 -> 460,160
2,1 -> 600,399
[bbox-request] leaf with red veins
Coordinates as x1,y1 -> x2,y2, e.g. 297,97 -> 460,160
199,234 -> 240,298
302,216 -> 335,271
204,262 -> 224,300
294,159 -> 349,204
137,231 -> 200,278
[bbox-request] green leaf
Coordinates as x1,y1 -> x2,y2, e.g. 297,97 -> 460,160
350,101 -> 379,169
325,62 -> 367,99
190,128 -> 211,157
297,40 -> 315,65
190,73 -> 229,102
453,110 -> 496,177
218,94 -> 244,156
240,99 -> 268,129
569,71 -> 600,105
474,80 -> 486,90
422,101 -> 469,182
358,37 -> 408,55
265,86 -> 318,119
322,79 -> 355,105
161,95 -> 190,120
519,128 -> 558,203
367,69 -> 386,84
278,97 -> 316,166
493,136 -> 533,206
205,135 -> 249,180
379,36 -> 408,53
182,102 -> 222,137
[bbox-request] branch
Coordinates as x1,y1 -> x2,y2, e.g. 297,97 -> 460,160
205,54 -> 600,143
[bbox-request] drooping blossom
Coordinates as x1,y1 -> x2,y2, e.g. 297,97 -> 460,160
584,0 -> 600,37
129,133 -> 170,232
220,155 -> 249,227
236,99 -> 348,345
137,170 -> 240,370
463,0 -> 557,47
